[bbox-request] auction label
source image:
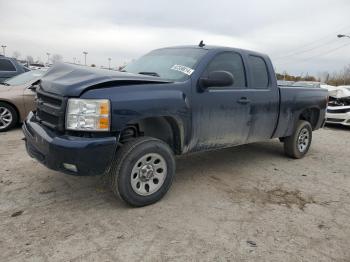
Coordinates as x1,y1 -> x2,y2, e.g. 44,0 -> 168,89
171,65 -> 194,75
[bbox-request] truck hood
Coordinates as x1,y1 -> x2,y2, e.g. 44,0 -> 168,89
39,63 -> 172,97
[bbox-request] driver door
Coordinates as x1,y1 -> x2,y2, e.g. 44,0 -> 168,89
191,51 -> 251,151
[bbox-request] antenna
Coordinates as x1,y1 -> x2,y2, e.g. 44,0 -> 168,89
198,40 -> 205,47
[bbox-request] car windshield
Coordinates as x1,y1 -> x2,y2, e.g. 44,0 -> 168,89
122,48 -> 207,81
3,69 -> 47,86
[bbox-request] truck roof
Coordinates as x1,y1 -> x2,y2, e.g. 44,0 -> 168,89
156,45 -> 268,58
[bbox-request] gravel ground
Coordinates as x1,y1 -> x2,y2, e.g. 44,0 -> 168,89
0,126 -> 350,262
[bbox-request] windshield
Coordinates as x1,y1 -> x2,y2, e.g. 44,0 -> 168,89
123,48 -> 207,81
3,69 -> 47,86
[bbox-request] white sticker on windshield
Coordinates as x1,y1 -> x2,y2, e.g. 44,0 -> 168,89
171,64 -> 194,75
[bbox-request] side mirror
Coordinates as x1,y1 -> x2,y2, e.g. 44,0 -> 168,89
199,71 -> 234,90
28,85 -> 37,91
28,80 -> 40,91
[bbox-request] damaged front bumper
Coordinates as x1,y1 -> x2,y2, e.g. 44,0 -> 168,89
23,112 -> 118,176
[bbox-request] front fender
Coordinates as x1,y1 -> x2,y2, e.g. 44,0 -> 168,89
81,83 -> 192,148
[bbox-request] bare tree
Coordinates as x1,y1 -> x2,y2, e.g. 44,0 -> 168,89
12,51 -> 21,60
51,54 -> 63,64
317,71 -> 331,83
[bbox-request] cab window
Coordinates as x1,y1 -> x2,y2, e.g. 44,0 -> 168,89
204,52 -> 246,88
248,56 -> 269,88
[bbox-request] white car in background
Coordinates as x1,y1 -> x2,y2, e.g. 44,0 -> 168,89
326,86 -> 350,126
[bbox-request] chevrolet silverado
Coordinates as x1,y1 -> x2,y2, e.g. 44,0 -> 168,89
23,44 -> 328,206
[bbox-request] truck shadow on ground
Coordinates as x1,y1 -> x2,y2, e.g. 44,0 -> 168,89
26,139 -> 294,210
66,139 -> 288,208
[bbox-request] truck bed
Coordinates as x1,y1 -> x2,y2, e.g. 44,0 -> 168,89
273,86 -> 328,138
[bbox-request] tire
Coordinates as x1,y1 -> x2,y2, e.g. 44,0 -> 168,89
283,120 -> 312,159
109,137 -> 176,207
0,102 -> 18,132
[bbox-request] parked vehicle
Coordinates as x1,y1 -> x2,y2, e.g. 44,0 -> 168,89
292,81 -> 321,88
277,80 -> 295,86
0,55 -> 30,83
28,63 -> 47,70
23,45 -> 328,206
0,69 -> 47,131
326,86 -> 350,126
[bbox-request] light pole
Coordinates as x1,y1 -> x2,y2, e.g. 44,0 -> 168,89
46,52 -> 50,65
337,35 -> 350,85
83,51 -> 88,66
1,45 -> 7,56
73,57 -> 76,64
337,34 -> 350,39
108,57 -> 111,70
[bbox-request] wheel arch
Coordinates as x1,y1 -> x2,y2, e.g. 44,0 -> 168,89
120,116 -> 185,155
298,107 -> 320,130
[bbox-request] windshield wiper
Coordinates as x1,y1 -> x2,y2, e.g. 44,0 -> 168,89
0,82 -> 10,86
138,72 -> 160,77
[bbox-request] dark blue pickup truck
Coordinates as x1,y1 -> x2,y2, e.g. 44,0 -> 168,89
23,45 -> 328,206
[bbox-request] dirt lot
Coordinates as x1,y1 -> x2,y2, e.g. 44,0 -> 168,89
0,126 -> 350,262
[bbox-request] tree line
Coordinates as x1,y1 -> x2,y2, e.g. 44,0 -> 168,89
277,64 -> 350,86
12,51 -> 62,65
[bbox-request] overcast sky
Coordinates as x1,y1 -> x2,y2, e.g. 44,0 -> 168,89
1,0 -> 350,75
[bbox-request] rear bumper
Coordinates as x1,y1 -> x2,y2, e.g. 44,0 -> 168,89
23,112 -> 117,176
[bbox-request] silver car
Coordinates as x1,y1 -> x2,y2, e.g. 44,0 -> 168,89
0,69 -> 47,131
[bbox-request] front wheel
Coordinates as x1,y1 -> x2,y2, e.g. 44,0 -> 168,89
109,137 -> 176,207
283,120 -> 312,159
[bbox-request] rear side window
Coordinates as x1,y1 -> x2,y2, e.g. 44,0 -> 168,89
0,59 -> 16,71
204,52 -> 246,88
248,56 -> 269,88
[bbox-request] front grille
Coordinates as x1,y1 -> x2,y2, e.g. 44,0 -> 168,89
35,87 -> 66,131
327,108 -> 350,114
326,118 -> 344,123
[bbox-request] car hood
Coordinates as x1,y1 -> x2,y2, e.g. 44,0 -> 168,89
328,87 -> 350,106
328,87 -> 350,99
39,63 -> 172,97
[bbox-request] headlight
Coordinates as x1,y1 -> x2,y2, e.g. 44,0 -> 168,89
66,99 -> 110,131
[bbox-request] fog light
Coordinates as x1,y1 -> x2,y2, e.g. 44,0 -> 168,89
63,163 -> 78,172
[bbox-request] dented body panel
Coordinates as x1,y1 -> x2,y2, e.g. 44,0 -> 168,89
326,86 -> 350,126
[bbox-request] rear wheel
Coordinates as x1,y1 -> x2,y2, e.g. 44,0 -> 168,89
283,120 -> 312,159
0,102 -> 18,132
109,137 -> 175,207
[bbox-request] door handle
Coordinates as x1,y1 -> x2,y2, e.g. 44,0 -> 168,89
237,97 -> 251,104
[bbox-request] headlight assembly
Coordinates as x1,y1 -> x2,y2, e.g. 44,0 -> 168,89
66,99 -> 110,131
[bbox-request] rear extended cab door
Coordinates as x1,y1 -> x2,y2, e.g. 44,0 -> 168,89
242,52 -> 280,143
